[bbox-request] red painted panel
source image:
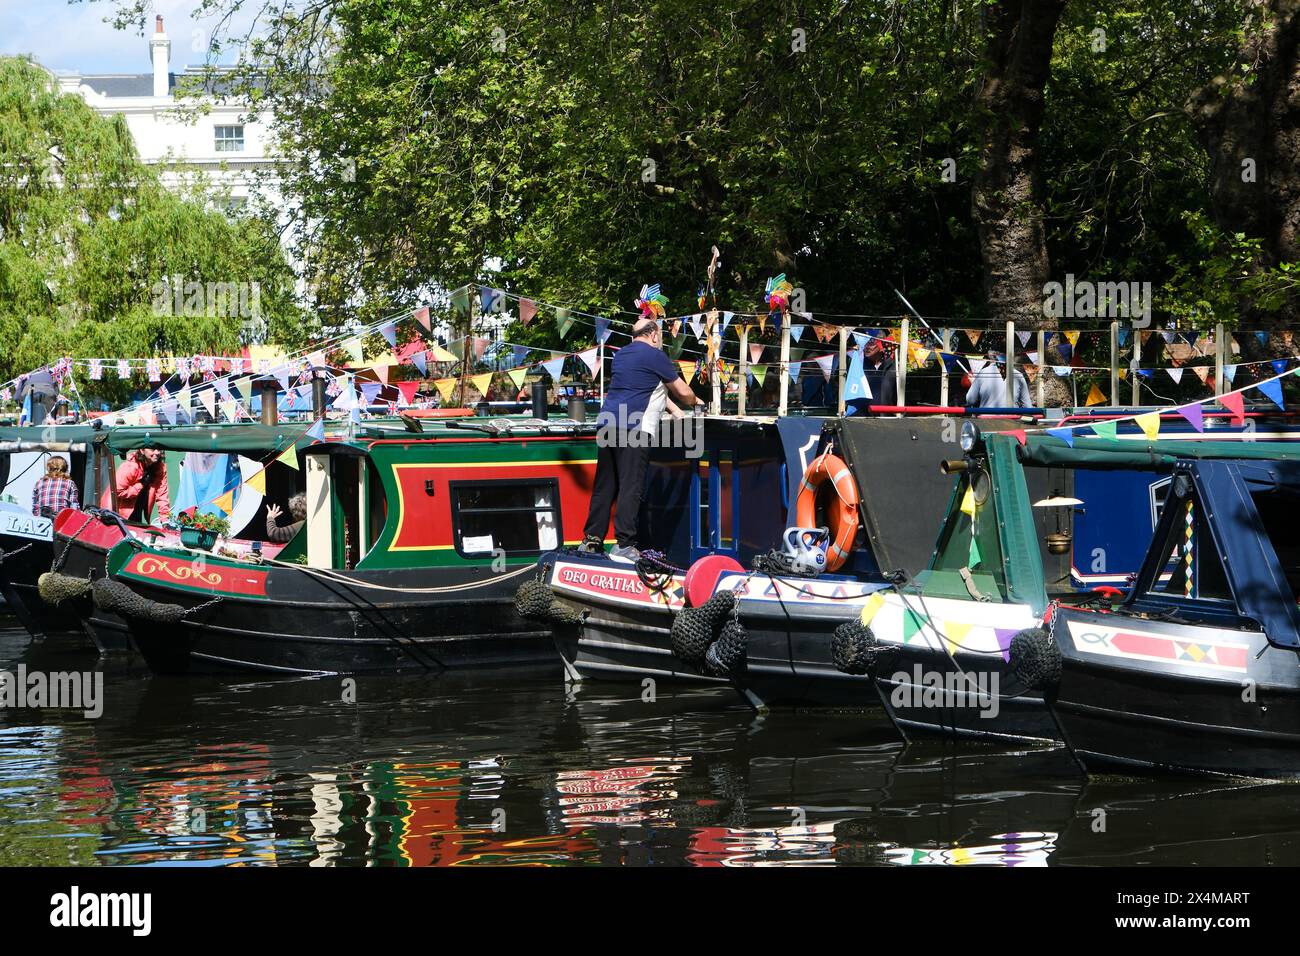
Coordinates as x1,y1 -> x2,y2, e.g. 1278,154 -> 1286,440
121,552 -> 269,597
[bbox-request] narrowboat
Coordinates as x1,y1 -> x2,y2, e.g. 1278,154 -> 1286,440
1039,454 -> 1300,778
63,417 -> 603,674
0,424 -> 100,638
838,427 -> 1300,746
538,416 -> 1036,706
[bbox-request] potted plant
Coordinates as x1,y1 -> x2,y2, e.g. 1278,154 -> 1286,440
177,508 -> 231,551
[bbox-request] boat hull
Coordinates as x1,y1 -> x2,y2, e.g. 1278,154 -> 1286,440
0,533 -> 87,639
1048,608 -> 1300,778
545,552 -> 887,707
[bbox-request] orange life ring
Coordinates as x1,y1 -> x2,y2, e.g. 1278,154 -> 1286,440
794,452 -> 859,571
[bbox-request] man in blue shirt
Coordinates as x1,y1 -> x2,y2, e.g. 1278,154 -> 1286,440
582,319 -> 703,559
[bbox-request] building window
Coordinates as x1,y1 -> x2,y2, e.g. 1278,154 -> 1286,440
214,125 -> 244,152
449,478 -> 561,557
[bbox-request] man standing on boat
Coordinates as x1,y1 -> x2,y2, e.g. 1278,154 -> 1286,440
964,351 -> 1031,408
581,317 -> 703,560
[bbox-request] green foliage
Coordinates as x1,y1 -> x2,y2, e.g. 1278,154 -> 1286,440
0,55 -> 302,406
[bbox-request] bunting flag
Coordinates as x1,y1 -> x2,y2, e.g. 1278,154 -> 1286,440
721,312 -> 734,335
814,354 -> 835,381
373,364 -> 390,385
1192,367 -> 1211,384
960,485 -> 976,517
1047,427 -> 1075,447
519,298 -> 536,325
506,367 -> 529,392
430,345 -> 458,363
211,487 -> 235,514
397,381 -> 420,406
360,382 -> 383,405
1091,419 -> 1118,440
860,591 -> 886,627
750,365 -> 768,388
1178,402 -> 1205,432
967,330 -> 983,349
968,536 -> 982,570
411,351 -> 428,376
842,349 -> 872,402
305,419 -> 326,442
344,339 -> 365,366
1135,411 -> 1161,441
1221,391 -> 1245,422
220,399 -> 239,422
1257,376 -> 1285,409
199,388 -> 217,418
380,322 -> 397,348
472,336 -> 490,360
246,468 -> 267,494
577,348 -> 600,376
941,619 -> 974,657
1085,383 -> 1107,406
434,377 -> 459,403
451,286 -> 471,317
470,372 -> 493,397
789,324 -> 805,343
595,317 -> 611,344
275,443 -> 300,471
677,360 -> 697,382
1273,359 -> 1289,376
750,343 -> 765,364
788,360 -> 803,382
177,385 -> 192,414
412,307 -> 431,335
1167,367 -> 1184,385
541,356 -> 566,381
115,359 -> 130,379
556,308 -> 575,339
1224,364 -> 1238,384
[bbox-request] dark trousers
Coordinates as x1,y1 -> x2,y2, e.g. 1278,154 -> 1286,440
583,438 -> 651,547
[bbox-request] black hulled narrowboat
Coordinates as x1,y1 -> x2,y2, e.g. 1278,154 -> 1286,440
74,418 -> 602,674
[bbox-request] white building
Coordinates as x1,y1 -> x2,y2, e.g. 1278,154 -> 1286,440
55,15 -> 279,214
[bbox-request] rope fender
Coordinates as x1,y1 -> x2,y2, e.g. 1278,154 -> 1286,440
1008,626 -> 1062,691
670,590 -> 735,668
37,571 -> 93,605
90,577 -> 222,624
514,575 -> 584,625
831,619 -> 898,677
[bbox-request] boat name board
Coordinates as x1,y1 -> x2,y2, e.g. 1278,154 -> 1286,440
551,561 -> 684,608
1062,617 -> 1252,673
120,552 -> 270,598
0,507 -> 51,542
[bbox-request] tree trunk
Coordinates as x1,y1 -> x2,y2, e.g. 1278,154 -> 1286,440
1189,0 -> 1300,338
971,0 -> 1069,403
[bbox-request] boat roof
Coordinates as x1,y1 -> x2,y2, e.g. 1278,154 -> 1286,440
1012,433 -> 1300,468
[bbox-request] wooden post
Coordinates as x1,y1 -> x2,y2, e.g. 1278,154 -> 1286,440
709,316 -> 722,415
1004,320 -> 1016,406
1131,328 -> 1141,406
738,323 -> 749,416
1214,322 -> 1225,398
778,321 -> 791,416
1109,320 -> 1120,407
837,325 -> 849,415
1037,329 -> 1046,409
940,328 -> 952,407
897,319 -> 909,410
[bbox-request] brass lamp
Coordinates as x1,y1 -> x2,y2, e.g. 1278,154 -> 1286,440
1033,492 -> 1084,555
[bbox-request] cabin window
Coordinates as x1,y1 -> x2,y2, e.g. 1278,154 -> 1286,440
1146,495 -> 1230,601
1251,490 -> 1300,600
449,478 -> 560,558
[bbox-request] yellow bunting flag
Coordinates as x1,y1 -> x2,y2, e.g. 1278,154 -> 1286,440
960,485 -> 976,517
211,488 -> 235,514
1085,383 -> 1107,406
430,346 -> 458,363
1064,331 -> 1081,348
344,338 -> 365,366
677,360 -> 696,382
1135,410 -> 1161,441
235,378 -> 253,403
507,367 -> 528,391
860,591 -> 886,627
470,372 -> 494,398
246,469 -> 267,494
221,400 -> 239,422
941,620 -> 974,656
275,443 -> 300,471
434,377 -> 458,403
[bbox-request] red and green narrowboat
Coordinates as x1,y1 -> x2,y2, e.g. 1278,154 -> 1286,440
71,418 -> 604,674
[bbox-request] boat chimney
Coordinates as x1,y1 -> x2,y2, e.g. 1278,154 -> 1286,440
531,382 -> 548,420
311,374 -> 327,419
256,378 -> 279,426
150,16 -> 171,99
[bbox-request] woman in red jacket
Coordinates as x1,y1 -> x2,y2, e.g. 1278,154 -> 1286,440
101,449 -> 171,523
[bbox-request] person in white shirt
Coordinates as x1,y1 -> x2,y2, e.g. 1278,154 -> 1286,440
964,352 -> 1032,408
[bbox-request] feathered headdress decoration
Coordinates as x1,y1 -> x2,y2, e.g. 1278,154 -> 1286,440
635,283 -> 670,320
765,274 -> 794,315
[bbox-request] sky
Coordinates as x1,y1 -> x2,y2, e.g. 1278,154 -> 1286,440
0,0 -> 250,74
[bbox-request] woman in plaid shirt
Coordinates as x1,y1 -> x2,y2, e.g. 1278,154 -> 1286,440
31,456 -> 80,517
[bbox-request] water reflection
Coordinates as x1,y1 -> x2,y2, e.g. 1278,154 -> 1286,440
1,620 -> 1298,866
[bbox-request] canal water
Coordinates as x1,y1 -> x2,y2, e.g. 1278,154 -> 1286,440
2,617 -> 1298,867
